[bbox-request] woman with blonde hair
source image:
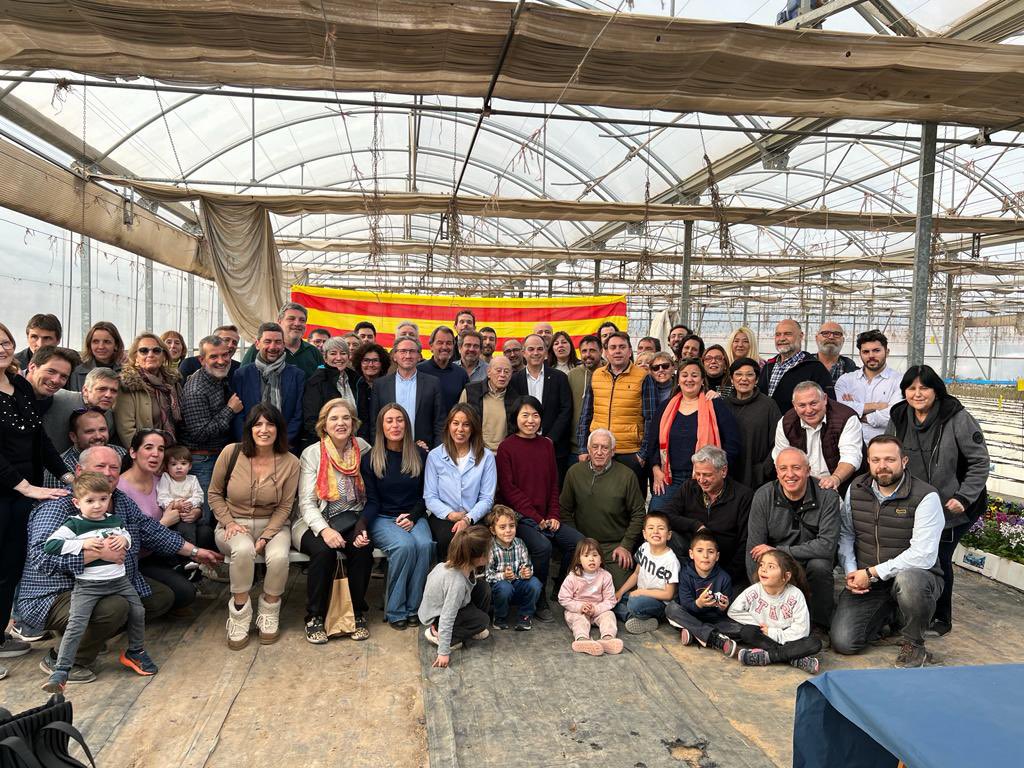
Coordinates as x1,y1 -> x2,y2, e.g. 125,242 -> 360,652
296,398 -> 373,643
116,333 -> 183,446
726,326 -> 762,369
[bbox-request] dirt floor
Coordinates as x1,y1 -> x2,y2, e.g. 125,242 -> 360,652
2,567 -> 1023,768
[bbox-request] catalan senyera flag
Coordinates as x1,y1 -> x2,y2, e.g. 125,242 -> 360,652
291,285 -> 628,350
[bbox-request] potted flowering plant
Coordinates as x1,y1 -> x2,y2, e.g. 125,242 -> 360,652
956,497 -> 1024,591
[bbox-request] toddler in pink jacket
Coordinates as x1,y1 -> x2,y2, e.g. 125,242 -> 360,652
557,538 -> 623,656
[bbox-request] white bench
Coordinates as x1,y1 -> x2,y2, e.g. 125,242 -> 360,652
223,548 -> 385,564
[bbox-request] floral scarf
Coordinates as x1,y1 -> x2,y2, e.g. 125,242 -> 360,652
142,370 -> 181,436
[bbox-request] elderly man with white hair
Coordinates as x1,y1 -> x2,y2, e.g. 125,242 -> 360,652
773,380 -> 863,495
745,446 -> 841,644
559,429 -> 647,588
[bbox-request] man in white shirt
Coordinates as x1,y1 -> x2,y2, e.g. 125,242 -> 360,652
835,329 -> 902,443
773,381 -> 863,493
832,435 -> 944,668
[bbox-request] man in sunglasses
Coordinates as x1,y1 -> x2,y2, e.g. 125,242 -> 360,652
42,367 -> 120,453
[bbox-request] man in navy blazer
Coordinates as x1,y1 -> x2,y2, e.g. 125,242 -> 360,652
370,336 -> 444,449
508,333 -> 573,475
230,322 -> 305,450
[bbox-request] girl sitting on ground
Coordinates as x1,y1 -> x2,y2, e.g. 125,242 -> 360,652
727,550 -> 821,674
557,538 -> 623,657
419,525 -> 493,668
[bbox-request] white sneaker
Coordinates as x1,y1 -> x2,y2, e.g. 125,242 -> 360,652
226,598 -> 252,650
255,596 -> 281,645
471,628 -> 490,641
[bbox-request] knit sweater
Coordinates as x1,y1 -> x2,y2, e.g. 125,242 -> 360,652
557,569 -> 617,615
728,582 -> 810,644
495,434 -> 560,523
43,513 -> 132,581
417,564 -> 476,656
724,391 -> 781,490
207,445 -> 300,538
559,460 -> 645,551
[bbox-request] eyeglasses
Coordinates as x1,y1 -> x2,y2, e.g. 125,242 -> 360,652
0,340 -> 13,351
363,358 -> 382,365
819,331 -> 844,338
649,363 -> 673,372
137,347 -> 164,356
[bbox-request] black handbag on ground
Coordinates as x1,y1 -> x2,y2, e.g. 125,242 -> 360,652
0,695 -> 95,768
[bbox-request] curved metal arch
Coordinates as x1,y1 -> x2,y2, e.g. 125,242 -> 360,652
95,91 -> 210,162
253,147 -> 591,246
171,108 -> 621,204
729,166 -> 915,215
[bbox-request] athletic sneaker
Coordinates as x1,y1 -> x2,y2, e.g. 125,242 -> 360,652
790,656 -> 820,674
305,617 -> 328,645
471,629 -> 490,641
514,616 -> 532,632
10,623 -> 50,643
494,617 -> 510,631
39,650 -> 96,684
624,617 -> 659,634
533,605 -> 555,623
423,625 -> 463,651
679,628 -> 693,646
42,671 -> 68,694
706,632 -> 738,658
0,634 -> 31,658
598,636 -> 623,655
895,642 -> 932,669
120,648 -> 158,676
738,648 -> 771,667
571,639 -> 604,656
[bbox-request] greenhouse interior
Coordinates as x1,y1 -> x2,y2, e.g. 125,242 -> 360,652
0,1 -> 1023,767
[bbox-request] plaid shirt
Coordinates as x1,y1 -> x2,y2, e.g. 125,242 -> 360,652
575,365 -> 657,458
16,490 -> 185,630
766,350 -> 808,397
42,444 -> 127,489
180,367 -> 235,452
485,536 -> 533,583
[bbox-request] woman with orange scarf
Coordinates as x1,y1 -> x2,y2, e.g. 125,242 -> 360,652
296,398 -> 373,643
647,358 -> 742,513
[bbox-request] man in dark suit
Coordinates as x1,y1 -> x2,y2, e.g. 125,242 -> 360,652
509,333 -> 572,479
370,336 -> 444,449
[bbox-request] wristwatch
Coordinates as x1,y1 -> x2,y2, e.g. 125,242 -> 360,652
865,568 -> 879,584
60,472 -> 75,486
189,546 -> 200,559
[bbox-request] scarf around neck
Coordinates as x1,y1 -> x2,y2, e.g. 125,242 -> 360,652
142,370 -> 181,433
316,435 -> 366,505
658,391 -> 721,485
254,353 -> 287,410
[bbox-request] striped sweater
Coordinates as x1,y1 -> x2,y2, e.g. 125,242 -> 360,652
43,513 -> 132,581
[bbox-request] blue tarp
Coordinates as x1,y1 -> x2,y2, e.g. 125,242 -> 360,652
793,664 -> 1024,768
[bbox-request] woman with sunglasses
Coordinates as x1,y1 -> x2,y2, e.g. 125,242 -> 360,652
352,342 -> 389,442
647,352 -> 676,408
68,321 -> 124,392
116,334 -> 183,447
648,358 -> 741,513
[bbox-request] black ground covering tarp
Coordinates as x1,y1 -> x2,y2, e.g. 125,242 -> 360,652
418,619 -> 776,768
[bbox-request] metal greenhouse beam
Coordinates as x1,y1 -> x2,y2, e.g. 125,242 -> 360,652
908,123 -> 937,366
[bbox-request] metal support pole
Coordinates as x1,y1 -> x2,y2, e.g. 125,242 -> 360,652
217,289 -> 225,328
80,237 -> 92,336
144,258 -> 154,332
940,273 -> 954,378
987,327 -> 997,380
679,220 -> 693,326
187,275 -> 196,354
908,122 -> 937,367
593,259 -> 601,294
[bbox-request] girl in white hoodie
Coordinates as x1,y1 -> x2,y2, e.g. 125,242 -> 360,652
728,550 -> 821,674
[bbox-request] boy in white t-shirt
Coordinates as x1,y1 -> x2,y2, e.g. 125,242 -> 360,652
613,511 -> 680,633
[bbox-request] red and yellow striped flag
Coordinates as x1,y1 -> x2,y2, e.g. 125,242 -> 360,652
291,285 -> 628,349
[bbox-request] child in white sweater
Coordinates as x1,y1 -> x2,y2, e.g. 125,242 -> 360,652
728,550 -> 821,674
558,538 -> 623,657
157,445 -> 205,547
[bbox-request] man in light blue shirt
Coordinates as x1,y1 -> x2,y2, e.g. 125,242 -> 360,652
370,336 -> 445,449
394,345 -> 419,436
832,435 -> 944,668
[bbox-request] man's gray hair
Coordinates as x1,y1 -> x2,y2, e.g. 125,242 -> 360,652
776,446 -> 810,466
396,320 -> 420,336
393,335 -> 423,353
588,428 -> 616,451
277,301 -> 308,320
323,336 -> 350,356
691,445 -> 727,470
78,444 -> 120,468
792,381 -> 826,401
84,367 -> 119,388
198,334 -> 225,356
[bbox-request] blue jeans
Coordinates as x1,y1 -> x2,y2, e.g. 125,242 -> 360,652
648,474 -> 686,513
370,516 -> 434,623
491,577 -> 542,621
190,453 -> 219,526
614,593 -> 667,622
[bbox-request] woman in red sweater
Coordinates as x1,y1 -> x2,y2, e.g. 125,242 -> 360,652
496,396 -> 582,622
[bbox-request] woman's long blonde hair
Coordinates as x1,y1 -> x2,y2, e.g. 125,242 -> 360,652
726,326 -> 760,364
370,402 -> 422,478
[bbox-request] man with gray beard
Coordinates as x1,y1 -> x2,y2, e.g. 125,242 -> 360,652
815,322 -> 858,383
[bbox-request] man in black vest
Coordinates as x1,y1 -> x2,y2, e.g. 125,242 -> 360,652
832,435 -> 944,668
773,381 -> 862,495
746,447 -> 840,643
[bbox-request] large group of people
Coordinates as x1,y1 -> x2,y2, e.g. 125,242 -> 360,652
0,305 -> 992,688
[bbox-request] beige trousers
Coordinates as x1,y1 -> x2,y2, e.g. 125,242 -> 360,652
215,517 -> 291,597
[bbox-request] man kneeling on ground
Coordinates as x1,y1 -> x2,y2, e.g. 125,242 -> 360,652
17,445 -> 221,684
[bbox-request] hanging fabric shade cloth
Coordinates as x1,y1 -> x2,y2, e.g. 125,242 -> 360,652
792,665 -> 1024,767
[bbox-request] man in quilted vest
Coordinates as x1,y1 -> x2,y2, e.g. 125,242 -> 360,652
832,435 -> 944,668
